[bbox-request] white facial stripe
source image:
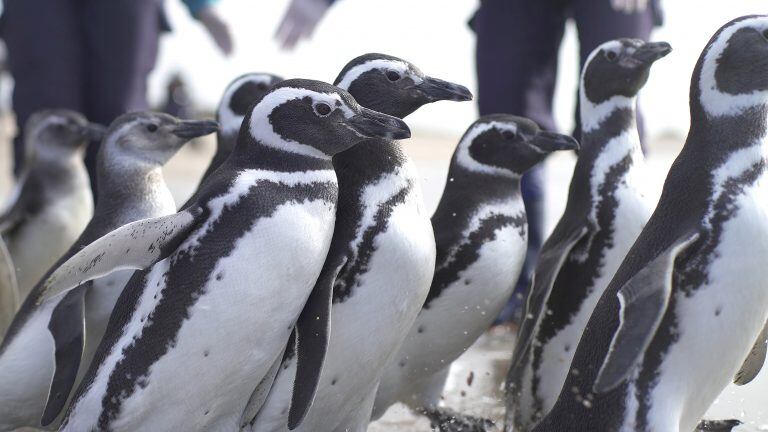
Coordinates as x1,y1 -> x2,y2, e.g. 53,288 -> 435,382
699,16 -> 768,118
248,87 -> 353,159
218,74 -> 275,135
581,40 -> 636,132
336,59 -> 419,90
456,121 -> 519,179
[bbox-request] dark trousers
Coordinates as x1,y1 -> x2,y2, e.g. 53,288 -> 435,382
474,0 -> 659,323
3,0 -> 166,194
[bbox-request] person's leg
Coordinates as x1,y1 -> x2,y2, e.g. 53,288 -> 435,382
474,0 -> 568,324
80,0 -> 165,193
3,0 -> 84,176
571,0 -> 657,144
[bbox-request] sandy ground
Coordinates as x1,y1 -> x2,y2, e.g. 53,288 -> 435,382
2,119 -> 768,431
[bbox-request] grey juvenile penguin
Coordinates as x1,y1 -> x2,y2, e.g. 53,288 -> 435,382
0,112 -> 217,430
0,110 -> 101,330
36,79 -> 409,431
533,15 -> 768,432
505,39 -> 670,431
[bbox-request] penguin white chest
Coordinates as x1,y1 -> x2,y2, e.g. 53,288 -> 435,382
646,172 -> 768,432
65,199 -> 336,432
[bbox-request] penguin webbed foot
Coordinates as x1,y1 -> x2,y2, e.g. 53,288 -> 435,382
695,419 -> 743,432
420,407 -> 496,432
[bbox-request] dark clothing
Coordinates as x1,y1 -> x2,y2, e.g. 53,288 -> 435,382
474,0 -> 659,323
3,0 -> 166,194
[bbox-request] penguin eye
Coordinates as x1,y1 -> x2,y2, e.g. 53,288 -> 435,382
604,50 -> 619,62
314,103 -> 332,117
501,130 -> 517,140
386,71 -> 401,82
146,124 -> 158,133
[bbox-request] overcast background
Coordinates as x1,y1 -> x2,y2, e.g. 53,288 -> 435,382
149,0 -> 767,141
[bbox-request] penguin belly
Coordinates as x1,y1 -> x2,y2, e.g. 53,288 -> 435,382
63,201 -> 335,432
253,183 -> 435,432
637,180 -> 768,432
0,302 -> 58,430
7,192 -> 92,298
375,220 -> 526,415
514,184 -> 651,429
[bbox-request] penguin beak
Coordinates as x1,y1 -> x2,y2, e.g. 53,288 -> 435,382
530,131 -> 580,153
172,120 -> 219,139
347,107 -> 411,140
415,77 -> 474,102
79,123 -> 107,142
631,41 -> 672,65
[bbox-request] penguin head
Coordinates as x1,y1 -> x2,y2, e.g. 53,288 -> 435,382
218,73 -> 284,139
26,109 -> 104,160
582,39 -> 672,105
334,53 -> 472,118
241,79 -> 411,158
102,112 -> 218,167
455,114 -> 579,177
695,15 -> 768,118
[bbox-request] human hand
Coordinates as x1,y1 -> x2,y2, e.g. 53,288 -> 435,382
611,0 -> 649,13
275,0 -> 330,50
197,6 -> 234,56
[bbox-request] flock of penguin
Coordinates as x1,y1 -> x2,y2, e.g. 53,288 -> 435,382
0,14 -> 767,432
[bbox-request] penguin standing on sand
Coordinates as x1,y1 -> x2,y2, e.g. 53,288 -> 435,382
372,116 -> 578,422
37,79 -> 410,431
250,54 -> 472,432
200,73 -> 283,181
0,112 -> 217,431
532,16 -> 768,432
0,110 -> 101,318
505,39 -> 670,431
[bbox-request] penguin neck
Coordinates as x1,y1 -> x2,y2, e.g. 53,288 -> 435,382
33,148 -> 89,188
333,138 -> 407,183
96,162 -> 174,220
442,162 -> 522,203
683,103 -> 768,177
231,138 -> 334,173
570,94 -> 642,205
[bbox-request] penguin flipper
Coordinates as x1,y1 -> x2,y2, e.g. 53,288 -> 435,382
240,344 -> 290,429
288,257 -> 347,430
0,237 -> 19,335
510,225 -> 589,370
593,232 -> 700,394
734,319 -> 768,385
42,287 -> 87,426
38,206 -> 207,304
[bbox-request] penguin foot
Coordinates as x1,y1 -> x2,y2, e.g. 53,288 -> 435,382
695,419 -> 743,432
420,407 -> 496,432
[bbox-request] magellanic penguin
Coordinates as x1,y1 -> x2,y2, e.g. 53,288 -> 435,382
532,15 -> 768,432
37,79 -> 410,432
372,116 -> 579,422
249,53 -> 472,432
0,110 -> 101,325
200,72 -> 283,181
505,39 -> 671,431
0,112 -> 217,431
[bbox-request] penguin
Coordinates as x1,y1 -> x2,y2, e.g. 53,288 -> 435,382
372,116 -> 579,422
504,39 -> 671,431
0,110 -> 101,321
532,15 -> 768,432
201,72 -> 283,181
249,53 -> 473,432
36,79 -> 410,431
0,112 -> 217,431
